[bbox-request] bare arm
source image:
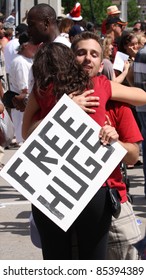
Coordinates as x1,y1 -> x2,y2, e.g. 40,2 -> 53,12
22,91 -> 41,140
119,141 -> 140,165
110,81 -> 146,106
113,61 -> 130,84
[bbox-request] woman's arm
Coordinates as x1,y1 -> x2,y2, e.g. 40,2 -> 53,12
110,81 -> 146,106
113,61 -> 130,84
22,91 -> 41,140
69,89 -> 100,113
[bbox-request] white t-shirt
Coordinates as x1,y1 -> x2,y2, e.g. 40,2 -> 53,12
3,38 -> 19,74
9,54 -> 33,93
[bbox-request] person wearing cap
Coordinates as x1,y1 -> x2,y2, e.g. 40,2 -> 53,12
69,24 -> 83,43
105,16 -> 128,63
66,2 -> 85,31
8,32 -> 38,147
101,5 -> 121,37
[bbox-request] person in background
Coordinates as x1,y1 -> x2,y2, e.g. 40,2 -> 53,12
0,97 -> 5,171
5,9 -> 15,26
8,32 -> 38,147
118,32 -> 139,63
4,23 -> 28,78
69,24 -> 83,43
0,12 -> 5,23
0,38 -> 7,170
102,36 -> 130,83
133,21 -> 143,34
133,41 -> 146,199
137,32 -> 146,49
27,3 -> 71,48
101,5 -> 121,38
0,22 -> 13,51
118,31 -> 142,168
58,17 -> 74,42
0,21 -> 5,49
105,16 -> 128,63
66,2 -> 85,31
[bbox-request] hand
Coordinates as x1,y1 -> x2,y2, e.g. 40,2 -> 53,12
99,116 -> 119,145
12,93 -> 28,112
123,60 -> 130,73
69,90 -> 100,113
127,46 -> 138,59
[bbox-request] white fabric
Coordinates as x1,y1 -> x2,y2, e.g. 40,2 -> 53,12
3,38 -> 19,74
54,34 -> 71,48
9,55 -> 33,143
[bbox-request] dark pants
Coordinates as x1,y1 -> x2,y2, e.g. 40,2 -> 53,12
32,187 -> 112,260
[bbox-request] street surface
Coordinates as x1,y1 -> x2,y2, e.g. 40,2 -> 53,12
0,147 -> 146,260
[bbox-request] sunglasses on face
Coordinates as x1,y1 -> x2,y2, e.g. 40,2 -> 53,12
133,28 -> 141,32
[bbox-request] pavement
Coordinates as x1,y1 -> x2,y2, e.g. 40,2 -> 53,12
0,147 -> 146,260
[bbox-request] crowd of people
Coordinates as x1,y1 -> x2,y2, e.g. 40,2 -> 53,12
1,2 -> 146,260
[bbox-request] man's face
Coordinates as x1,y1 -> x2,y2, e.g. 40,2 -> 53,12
113,24 -> 123,37
74,39 -> 103,77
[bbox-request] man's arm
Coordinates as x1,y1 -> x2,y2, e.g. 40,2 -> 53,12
118,141 -> 140,165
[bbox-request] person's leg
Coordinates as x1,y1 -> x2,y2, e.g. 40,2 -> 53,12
32,204 -> 72,260
137,112 -> 146,196
75,187 -> 112,260
11,109 -> 24,144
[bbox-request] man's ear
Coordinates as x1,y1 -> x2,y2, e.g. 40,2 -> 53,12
44,17 -> 50,28
98,61 -> 104,73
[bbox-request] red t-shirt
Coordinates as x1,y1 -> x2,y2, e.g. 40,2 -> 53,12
106,101 -> 143,203
88,75 -> 112,126
34,75 -> 112,126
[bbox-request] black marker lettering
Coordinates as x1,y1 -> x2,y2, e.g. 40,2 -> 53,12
66,145 -> 102,179
38,185 -> 74,220
24,140 -> 58,175
39,121 -> 73,156
7,158 -> 35,194
53,104 -> 87,138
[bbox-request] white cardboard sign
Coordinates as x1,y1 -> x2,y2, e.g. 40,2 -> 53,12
0,94 -> 126,231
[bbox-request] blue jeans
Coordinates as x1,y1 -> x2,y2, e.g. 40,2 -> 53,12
137,112 -> 146,195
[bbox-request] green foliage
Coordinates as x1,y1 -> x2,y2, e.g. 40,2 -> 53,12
127,0 -> 141,26
62,0 -> 112,25
62,1 -> 143,28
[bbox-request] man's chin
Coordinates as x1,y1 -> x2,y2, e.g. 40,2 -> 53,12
83,68 -> 92,76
